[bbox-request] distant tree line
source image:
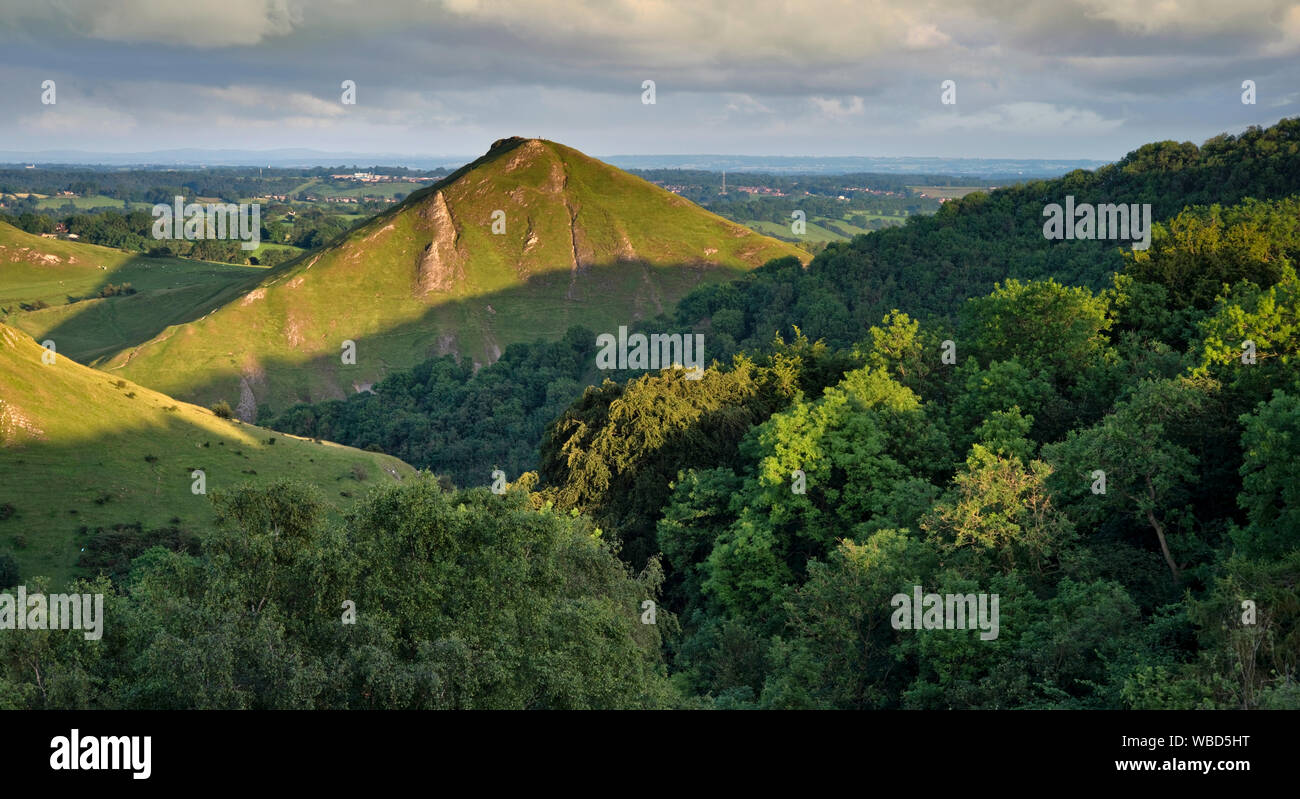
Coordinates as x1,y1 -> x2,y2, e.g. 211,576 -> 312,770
2,205 -> 360,266
0,164 -> 449,205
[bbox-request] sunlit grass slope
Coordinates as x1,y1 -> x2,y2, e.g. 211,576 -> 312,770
0,221 -> 264,363
107,137 -> 808,418
0,322 -> 413,587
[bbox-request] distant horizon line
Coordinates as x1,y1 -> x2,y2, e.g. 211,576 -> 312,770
0,148 -> 1112,179
0,147 -> 1112,162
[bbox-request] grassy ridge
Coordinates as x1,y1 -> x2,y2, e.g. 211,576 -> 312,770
108,138 -> 807,417
743,216 -> 898,242
0,322 -> 413,587
0,221 -> 264,363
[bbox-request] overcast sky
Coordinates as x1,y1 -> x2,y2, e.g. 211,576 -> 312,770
0,0 -> 1296,161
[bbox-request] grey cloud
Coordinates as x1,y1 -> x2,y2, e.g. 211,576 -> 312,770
0,0 -> 1294,158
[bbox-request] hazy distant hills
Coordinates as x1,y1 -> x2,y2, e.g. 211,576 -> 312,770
605,154 -> 1109,178
0,149 -> 1106,178
0,148 -> 471,170
102,137 -> 806,419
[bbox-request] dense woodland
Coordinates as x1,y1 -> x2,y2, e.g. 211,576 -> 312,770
2,120 -> 1298,708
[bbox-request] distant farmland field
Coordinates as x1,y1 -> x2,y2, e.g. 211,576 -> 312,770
33,194 -> 151,211
908,185 -> 993,199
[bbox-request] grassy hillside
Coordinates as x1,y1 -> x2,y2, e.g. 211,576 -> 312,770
107,137 -> 808,418
34,195 -> 153,211
0,221 -> 264,363
743,215 -> 899,243
0,322 -> 413,587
